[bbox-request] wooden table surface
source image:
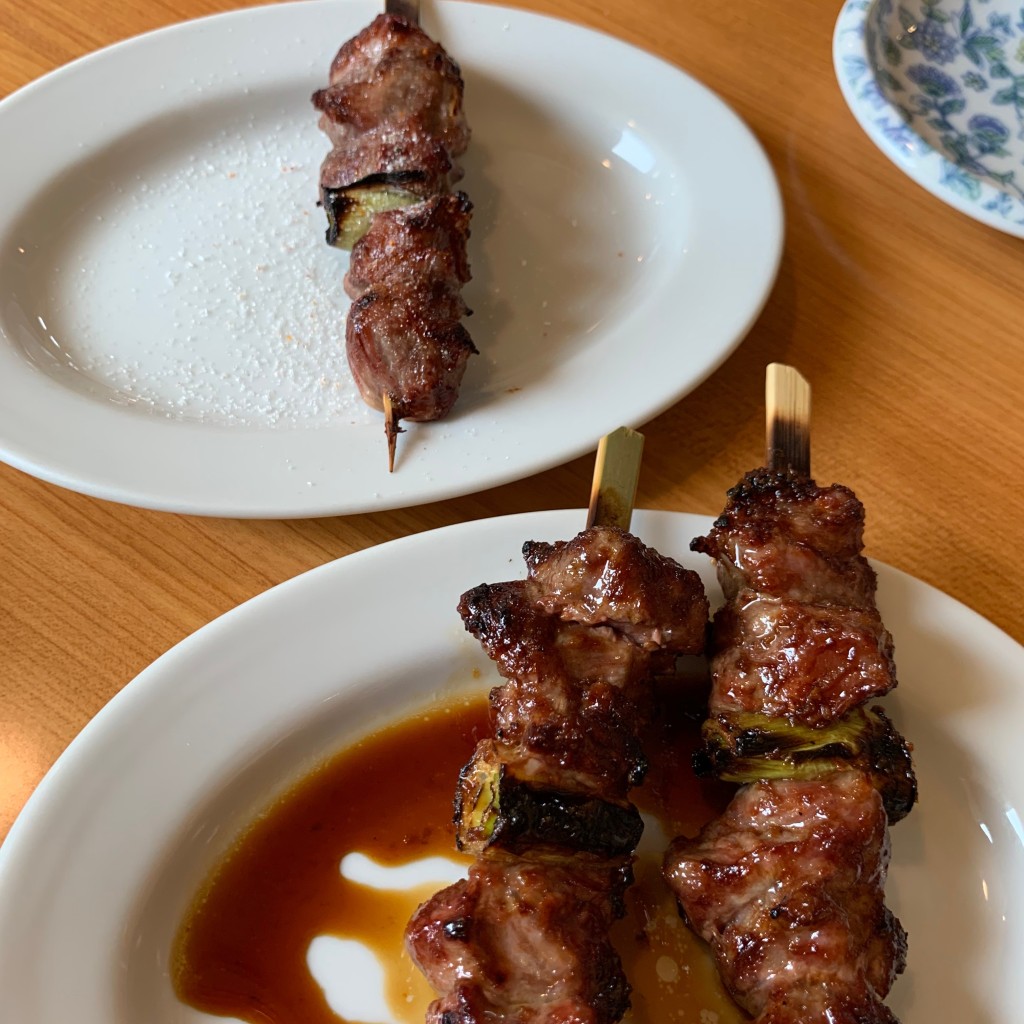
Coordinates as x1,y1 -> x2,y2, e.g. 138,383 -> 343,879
2,0 -> 1022,851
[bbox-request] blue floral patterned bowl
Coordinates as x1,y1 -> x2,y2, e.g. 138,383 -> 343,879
834,0 -> 1024,235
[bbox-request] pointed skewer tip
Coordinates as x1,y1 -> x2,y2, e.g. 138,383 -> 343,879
383,392 -> 403,473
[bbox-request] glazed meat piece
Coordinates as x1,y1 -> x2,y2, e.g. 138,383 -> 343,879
457,527 -> 708,801
708,599 -> 896,726
664,771 -> 907,1024
524,527 -> 710,651
692,470 -> 896,729
693,469 -> 878,607
459,581 -> 655,691
313,13 -> 469,188
407,848 -> 633,1024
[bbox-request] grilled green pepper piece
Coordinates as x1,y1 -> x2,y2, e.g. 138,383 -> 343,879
695,705 -> 917,823
321,176 -> 422,249
454,742 -> 643,856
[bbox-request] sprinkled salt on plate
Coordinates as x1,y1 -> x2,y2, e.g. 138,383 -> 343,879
38,104 -> 370,427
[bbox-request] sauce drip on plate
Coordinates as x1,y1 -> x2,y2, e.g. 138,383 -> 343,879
173,689 -> 742,1024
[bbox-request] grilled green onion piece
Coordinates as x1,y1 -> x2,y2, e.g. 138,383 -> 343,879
322,178 -> 422,249
695,705 -> 917,823
454,742 -> 643,856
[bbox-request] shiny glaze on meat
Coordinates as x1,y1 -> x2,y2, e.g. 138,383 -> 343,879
408,527 -> 710,1024
458,528 -> 708,801
693,469 -> 877,607
524,529 -> 711,651
407,849 -> 634,1024
693,469 -> 896,726
664,770 -> 907,1024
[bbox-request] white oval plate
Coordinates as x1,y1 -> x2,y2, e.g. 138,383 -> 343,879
0,1 -> 782,518
0,509 -> 1020,1022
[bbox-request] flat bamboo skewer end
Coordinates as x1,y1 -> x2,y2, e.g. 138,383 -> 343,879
587,427 -> 645,530
765,363 -> 811,477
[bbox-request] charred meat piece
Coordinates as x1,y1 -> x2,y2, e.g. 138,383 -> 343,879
692,468 -> 878,607
457,527 -> 708,804
459,581 -> 656,692
524,528 -> 710,651
313,13 -> 469,230
692,469 -> 898,738
664,771 -> 907,1024
407,848 -> 633,1024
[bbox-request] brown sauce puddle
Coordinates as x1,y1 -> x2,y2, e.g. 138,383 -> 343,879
173,686 -> 743,1024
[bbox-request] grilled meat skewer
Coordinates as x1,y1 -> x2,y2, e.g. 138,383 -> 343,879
313,12 -> 474,469
407,525 -> 709,1024
665,367 -> 915,1024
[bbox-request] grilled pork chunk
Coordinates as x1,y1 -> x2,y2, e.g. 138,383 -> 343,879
664,770 -> 907,1024
694,469 -> 896,729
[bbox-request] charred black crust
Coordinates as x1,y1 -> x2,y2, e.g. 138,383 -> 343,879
691,468 -> 864,551
455,762 -> 644,857
495,782 -> 643,856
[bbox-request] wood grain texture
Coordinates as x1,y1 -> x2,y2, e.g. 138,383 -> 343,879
1,0 -> 1022,861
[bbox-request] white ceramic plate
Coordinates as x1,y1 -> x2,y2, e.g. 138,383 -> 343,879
0,2 -> 782,518
0,509 -> 1020,1022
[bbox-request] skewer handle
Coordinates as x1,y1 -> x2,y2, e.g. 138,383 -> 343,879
587,427 -> 645,530
765,363 -> 811,476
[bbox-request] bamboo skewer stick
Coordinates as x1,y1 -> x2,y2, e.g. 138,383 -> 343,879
765,363 -> 811,477
587,426 -> 645,530
385,0 -> 420,21
379,0 -> 418,473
